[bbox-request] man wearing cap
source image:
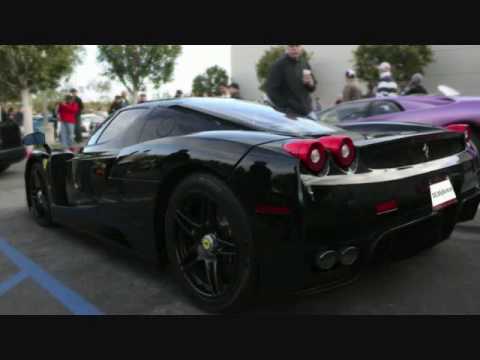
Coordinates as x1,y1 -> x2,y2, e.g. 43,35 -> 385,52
265,45 -> 317,119
375,62 -> 399,97
342,69 -> 363,102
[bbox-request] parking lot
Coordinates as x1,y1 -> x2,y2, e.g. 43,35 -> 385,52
2,160 -> 480,315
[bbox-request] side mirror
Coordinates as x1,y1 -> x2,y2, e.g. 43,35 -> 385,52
23,132 -> 46,146
22,132 -> 51,155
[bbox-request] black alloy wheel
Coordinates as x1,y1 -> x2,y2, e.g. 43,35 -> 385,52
28,163 -> 53,227
165,173 -> 257,313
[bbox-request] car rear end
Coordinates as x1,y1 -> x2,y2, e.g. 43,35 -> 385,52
245,127 -> 480,294
0,120 -> 26,170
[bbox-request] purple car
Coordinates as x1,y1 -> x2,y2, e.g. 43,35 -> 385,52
317,94 -> 480,149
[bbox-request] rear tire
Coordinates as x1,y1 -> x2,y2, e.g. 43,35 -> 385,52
0,164 -> 9,174
165,173 -> 257,313
28,162 -> 53,227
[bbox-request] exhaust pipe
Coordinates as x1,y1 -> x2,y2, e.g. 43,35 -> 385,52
339,247 -> 359,266
315,251 -> 338,271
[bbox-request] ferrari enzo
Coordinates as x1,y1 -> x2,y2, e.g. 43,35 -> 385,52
23,98 -> 480,313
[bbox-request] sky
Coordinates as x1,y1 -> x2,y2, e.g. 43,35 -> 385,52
66,45 -> 231,101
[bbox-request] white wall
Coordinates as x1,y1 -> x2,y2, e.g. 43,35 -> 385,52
425,45 -> 480,96
231,45 -> 480,107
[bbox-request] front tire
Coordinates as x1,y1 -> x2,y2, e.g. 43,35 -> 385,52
28,162 -> 53,227
165,173 -> 257,313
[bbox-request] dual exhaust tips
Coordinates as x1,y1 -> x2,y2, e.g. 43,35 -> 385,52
315,247 -> 360,271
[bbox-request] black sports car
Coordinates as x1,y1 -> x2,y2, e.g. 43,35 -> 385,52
0,119 -> 26,174
23,98 -> 480,313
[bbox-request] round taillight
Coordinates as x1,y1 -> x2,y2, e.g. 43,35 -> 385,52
283,140 -> 327,174
311,148 -> 322,164
319,136 -> 356,168
341,143 -> 351,159
447,124 -> 472,142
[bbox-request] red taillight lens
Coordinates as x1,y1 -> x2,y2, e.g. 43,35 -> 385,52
283,140 -> 327,174
319,136 -> 356,168
376,200 -> 398,215
447,124 -> 472,142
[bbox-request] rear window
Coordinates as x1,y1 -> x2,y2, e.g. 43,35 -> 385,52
180,98 -> 338,136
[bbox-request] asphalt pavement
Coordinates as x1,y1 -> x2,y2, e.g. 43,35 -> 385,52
1,160 -> 480,315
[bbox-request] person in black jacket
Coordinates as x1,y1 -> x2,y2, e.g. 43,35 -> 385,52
265,45 -> 317,119
70,88 -> 84,143
402,73 -> 429,96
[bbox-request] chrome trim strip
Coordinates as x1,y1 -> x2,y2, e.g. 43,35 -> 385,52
302,152 -> 472,186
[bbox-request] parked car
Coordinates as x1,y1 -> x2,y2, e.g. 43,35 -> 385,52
316,87 -> 480,149
0,119 -> 26,174
22,98 -> 480,313
83,113 -> 107,136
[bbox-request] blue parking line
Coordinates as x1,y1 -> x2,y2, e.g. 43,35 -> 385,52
0,271 -> 29,296
0,239 -> 103,315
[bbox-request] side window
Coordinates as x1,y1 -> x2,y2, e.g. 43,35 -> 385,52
336,102 -> 370,121
370,101 -> 402,116
95,109 -> 148,148
139,107 -> 240,143
317,108 -> 339,124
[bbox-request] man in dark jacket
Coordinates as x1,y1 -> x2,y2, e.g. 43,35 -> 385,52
402,73 -> 428,96
70,88 -> 84,143
229,83 -> 243,100
265,45 -> 317,118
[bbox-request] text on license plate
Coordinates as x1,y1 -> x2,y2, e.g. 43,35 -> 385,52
430,178 -> 457,210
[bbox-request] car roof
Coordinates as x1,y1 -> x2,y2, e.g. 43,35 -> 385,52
124,97 -> 339,137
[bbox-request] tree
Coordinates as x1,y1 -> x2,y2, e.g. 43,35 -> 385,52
256,46 -> 313,91
0,45 -> 83,136
87,79 -> 113,103
97,45 -> 182,103
192,65 -> 229,97
353,45 -> 434,89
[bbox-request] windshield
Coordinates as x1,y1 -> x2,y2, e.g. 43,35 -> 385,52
180,98 -> 339,136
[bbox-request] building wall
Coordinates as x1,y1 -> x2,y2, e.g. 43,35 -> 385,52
231,45 -> 480,108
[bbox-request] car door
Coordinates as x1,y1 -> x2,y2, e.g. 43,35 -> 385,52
66,108 -> 150,209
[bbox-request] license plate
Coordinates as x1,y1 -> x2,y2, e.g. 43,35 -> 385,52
430,178 -> 457,210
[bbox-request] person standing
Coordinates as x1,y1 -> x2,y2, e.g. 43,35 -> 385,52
342,69 -> 363,102
109,96 -> 125,115
229,83 -> 243,99
70,89 -> 84,143
58,95 -> 79,151
14,108 -> 24,127
218,83 -> 231,98
402,73 -> 428,95
265,45 -> 317,119
375,62 -> 399,98
138,94 -> 148,104
121,91 -> 130,107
